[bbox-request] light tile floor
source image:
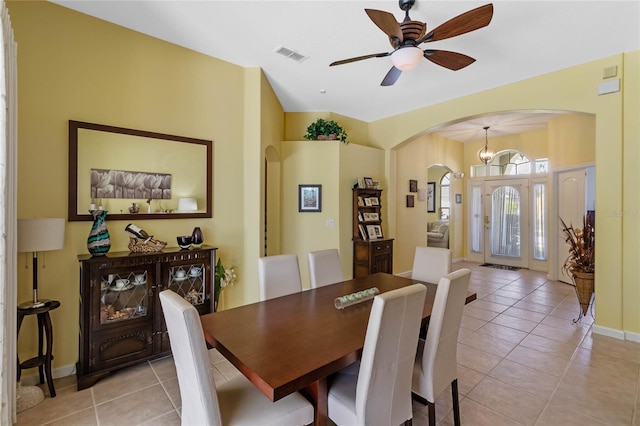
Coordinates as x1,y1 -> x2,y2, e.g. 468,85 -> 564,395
16,262 -> 640,425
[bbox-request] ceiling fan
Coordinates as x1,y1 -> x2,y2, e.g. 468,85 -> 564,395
330,1 -> 494,86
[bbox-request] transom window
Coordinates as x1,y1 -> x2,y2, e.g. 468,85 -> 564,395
472,150 -> 549,177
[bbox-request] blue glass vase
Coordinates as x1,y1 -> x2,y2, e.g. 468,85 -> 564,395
87,210 -> 111,256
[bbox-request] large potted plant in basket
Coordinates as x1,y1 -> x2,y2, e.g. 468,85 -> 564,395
303,118 -> 348,144
560,214 -> 595,316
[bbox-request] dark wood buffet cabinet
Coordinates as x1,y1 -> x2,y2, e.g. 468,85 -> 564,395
352,187 -> 393,277
76,246 -> 217,390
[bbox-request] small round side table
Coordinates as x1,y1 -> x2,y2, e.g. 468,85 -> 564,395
17,300 -> 60,397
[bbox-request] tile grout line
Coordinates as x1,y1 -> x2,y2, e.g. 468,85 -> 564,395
531,320 -> 595,425
464,274 -> 595,425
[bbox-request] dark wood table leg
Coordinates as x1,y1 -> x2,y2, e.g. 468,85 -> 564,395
41,312 -> 56,397
37,313 -> 45,385
302,378 -> 328,426
16,312 -> 25,381
17,303 -> 58,398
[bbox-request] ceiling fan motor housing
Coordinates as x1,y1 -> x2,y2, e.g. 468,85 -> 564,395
390,21 -> 426,48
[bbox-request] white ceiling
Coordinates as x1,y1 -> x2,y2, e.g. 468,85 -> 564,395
51,1 -> 639,140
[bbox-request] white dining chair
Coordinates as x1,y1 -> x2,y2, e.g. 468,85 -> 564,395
258,254 -> 302,301
411,246 -> 451,285
307,249 -> 344,288
159,290 -> 314,426
327,284 -> 427,426
412,268 -> 471,426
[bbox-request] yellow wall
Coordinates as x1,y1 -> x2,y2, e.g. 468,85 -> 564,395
394,133 -> 464,272
622,50 -> 640,336
9,1 -> 249,372
280,140 -> 385,286
369,53 -> 637,336
338,143 -> 386,275
8,1 -> 639,378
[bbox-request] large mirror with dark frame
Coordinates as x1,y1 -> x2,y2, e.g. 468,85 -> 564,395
68,120 -> 212,221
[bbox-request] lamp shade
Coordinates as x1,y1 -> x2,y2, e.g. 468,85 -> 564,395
177,197 -> 198,212
18,218 -> 66,253
390,47 -> 423,71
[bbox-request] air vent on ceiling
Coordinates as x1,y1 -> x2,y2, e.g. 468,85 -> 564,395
274,46 -> 308,63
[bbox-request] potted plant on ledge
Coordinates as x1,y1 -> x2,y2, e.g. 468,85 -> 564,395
303,118 -> 348,144
560,213 -> 595,317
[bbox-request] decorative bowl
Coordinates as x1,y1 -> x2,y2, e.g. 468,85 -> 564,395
177,235 -> 192,249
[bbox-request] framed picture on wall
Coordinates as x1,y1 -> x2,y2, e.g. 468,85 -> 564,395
406,194 -> 415,208
427,182 -> 436,213
298,184 -> 322,212
409,179 -> 418,193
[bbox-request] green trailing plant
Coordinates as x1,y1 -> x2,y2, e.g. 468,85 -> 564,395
214,258 -> 237,311
560,214 -> 595,275
303,118 -> 348,144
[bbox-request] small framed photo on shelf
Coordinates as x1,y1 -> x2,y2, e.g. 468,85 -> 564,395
372,180 -> 380,189
363,212 -> 379,221
364,177 -> 374,188
406,194 -> 415,208
298,184 -> 322,212
369,197 -> 379,206
367,225 -> 383,239
366,225 -> 378,240
409,179 -> 418,193
358,224 -> 368,240
357,177 -> 365,189
364,197 -> 373,206
358,196 -> 365,206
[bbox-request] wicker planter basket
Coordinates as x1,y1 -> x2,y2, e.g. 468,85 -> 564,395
572,270 -> 594,316
128,237 -> 167,253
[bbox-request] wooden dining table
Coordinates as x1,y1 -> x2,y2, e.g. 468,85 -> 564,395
200,272 -> 476,426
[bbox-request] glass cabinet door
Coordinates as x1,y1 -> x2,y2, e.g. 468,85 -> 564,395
100,269 -> 150,324
167,263 -> 207,306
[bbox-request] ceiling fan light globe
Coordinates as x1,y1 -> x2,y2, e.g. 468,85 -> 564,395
390,46 -> 423,71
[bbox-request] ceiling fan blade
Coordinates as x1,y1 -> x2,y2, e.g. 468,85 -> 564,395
365,9 -> 403,43
381,66 -> 402,86
423,50 -> 476,70
419,3 -> 493,44
330,52 -> 391,67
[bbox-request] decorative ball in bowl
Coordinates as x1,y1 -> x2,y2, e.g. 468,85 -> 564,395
177,235 -> 192,249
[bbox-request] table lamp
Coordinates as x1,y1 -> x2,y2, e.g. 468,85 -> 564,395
17,218 -> 65,309
177,197 -> 198,212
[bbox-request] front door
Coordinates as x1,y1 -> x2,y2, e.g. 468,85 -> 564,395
484,179 -> 529,268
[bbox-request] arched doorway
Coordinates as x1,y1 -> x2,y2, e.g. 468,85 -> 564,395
426,165 -> 454,251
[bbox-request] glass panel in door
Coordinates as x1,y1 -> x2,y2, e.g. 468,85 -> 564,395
484,179 -> 529,268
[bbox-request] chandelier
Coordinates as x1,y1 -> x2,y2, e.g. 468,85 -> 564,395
478,126 -> 494,164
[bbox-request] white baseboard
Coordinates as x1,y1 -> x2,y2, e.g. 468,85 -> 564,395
396,270 -> 412,278
625,330 -> 640,343
452,258 -> 463,264
19,363 -> 75,386
591,325 -> 625,340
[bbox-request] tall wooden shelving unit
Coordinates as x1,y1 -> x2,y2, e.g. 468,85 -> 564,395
352,187 -> 394,277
